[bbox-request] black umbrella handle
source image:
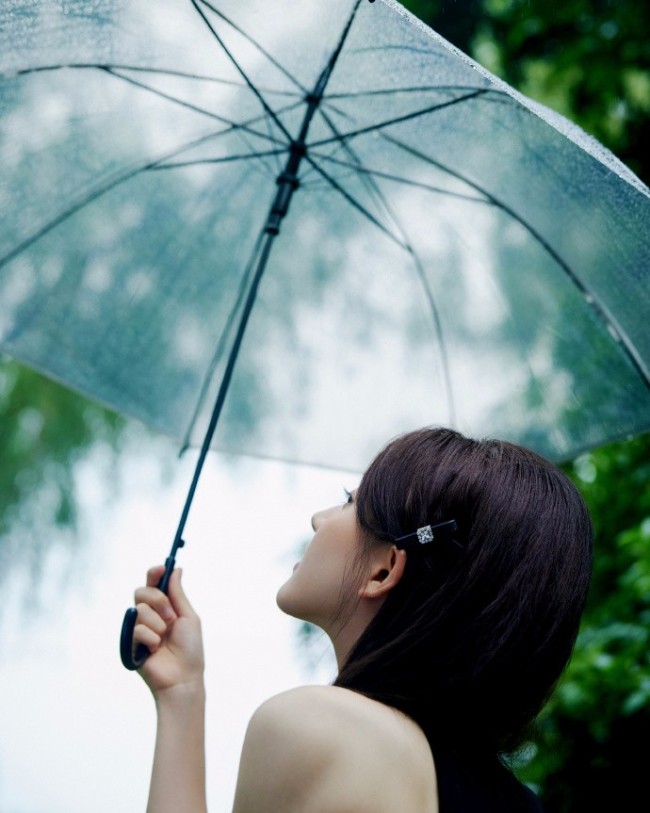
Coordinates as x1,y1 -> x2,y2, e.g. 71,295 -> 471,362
119,555 -> 176,671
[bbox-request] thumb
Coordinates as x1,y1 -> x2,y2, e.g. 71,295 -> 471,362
167,569 -> 197,619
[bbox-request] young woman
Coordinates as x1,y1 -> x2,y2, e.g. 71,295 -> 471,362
132,427 -> 593,812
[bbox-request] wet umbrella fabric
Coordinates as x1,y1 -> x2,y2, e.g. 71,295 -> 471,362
1,0 -> 649,663
1,0 -> 649,473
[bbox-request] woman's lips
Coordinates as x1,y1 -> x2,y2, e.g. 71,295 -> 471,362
293,562 -> 300,572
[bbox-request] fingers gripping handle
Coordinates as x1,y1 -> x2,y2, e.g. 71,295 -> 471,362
120,555 -> 176,671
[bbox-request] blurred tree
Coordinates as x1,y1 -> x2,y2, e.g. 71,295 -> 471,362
405,0 -> 650,183
0,355 -> 123,589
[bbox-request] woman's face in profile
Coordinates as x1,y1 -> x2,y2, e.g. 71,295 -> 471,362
276,489 -> 360,629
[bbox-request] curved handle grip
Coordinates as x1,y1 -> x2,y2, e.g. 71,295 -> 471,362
119,556 -> 176,671
120,607 -> 150,670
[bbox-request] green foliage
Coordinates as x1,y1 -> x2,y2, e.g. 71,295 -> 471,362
0,355 -> 123,585
407,0 -> 650,183
507,432 -> 650,809
479,0 -> 650,183
404,0 -> 484,53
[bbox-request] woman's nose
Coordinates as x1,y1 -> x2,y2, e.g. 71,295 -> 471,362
311,509 -> 325,531
311,504 -> 336,531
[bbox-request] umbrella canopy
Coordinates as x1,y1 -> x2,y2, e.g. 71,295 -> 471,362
1,0 -> 649,475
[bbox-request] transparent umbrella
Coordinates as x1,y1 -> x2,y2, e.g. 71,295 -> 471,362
0,0 -> 648,663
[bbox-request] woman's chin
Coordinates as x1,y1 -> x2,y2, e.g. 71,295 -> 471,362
276,580 -> 314,624
275,579 -> 298,616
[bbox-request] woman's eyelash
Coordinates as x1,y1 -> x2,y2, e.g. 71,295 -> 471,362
343,488 -> 353,504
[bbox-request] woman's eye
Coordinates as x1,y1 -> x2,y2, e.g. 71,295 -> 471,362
343,488 -> 353,504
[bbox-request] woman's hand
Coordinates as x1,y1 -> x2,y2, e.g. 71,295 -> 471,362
136,567 -> 208,813
133,565 -> 204,699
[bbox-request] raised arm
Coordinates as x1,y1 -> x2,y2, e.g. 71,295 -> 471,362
132,566 -> 207,813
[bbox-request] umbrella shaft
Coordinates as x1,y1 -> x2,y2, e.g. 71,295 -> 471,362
167,229 -> 278,559
166,18 -> 353,559
267,146 -> 304,234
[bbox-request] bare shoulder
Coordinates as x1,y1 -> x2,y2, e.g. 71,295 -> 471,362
231,686 -> 438,813
246,684 -> 429,757
239,686 -> 345,772
252,683 -> 352,723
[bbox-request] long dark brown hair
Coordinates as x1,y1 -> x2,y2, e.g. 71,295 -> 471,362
334,427 -> 593,761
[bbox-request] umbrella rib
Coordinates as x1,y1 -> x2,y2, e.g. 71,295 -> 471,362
191,0 -> 309,95
309,89 -> 488,148
14,62 -> 297,148
325,84 -> 508,101
169,225 -> 292,551
190,0 -> 294,145
382,131 -> 650,389
233,110 -> 291,179
351,45 -> 450,57
315,109 -> 416,241
264,109 -> 286,176
407,248 -> 457,426
10,63 -> 304,98
179,230 -> 267,454
303,156 -> 409,252
152,147 -> 290,172
310,151 -> 488,203
381,133 -> 584,269
0,126 -> 269,271
308,107 -> 458,423
104,67 -> 286,145
0,79 -> 303,270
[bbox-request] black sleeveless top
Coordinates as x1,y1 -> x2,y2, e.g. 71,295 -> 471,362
433,750 -> 545,813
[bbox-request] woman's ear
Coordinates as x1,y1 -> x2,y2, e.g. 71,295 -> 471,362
358,545 -> 407,600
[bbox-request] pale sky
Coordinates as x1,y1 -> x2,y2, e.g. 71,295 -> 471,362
0,429 -> 347,813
